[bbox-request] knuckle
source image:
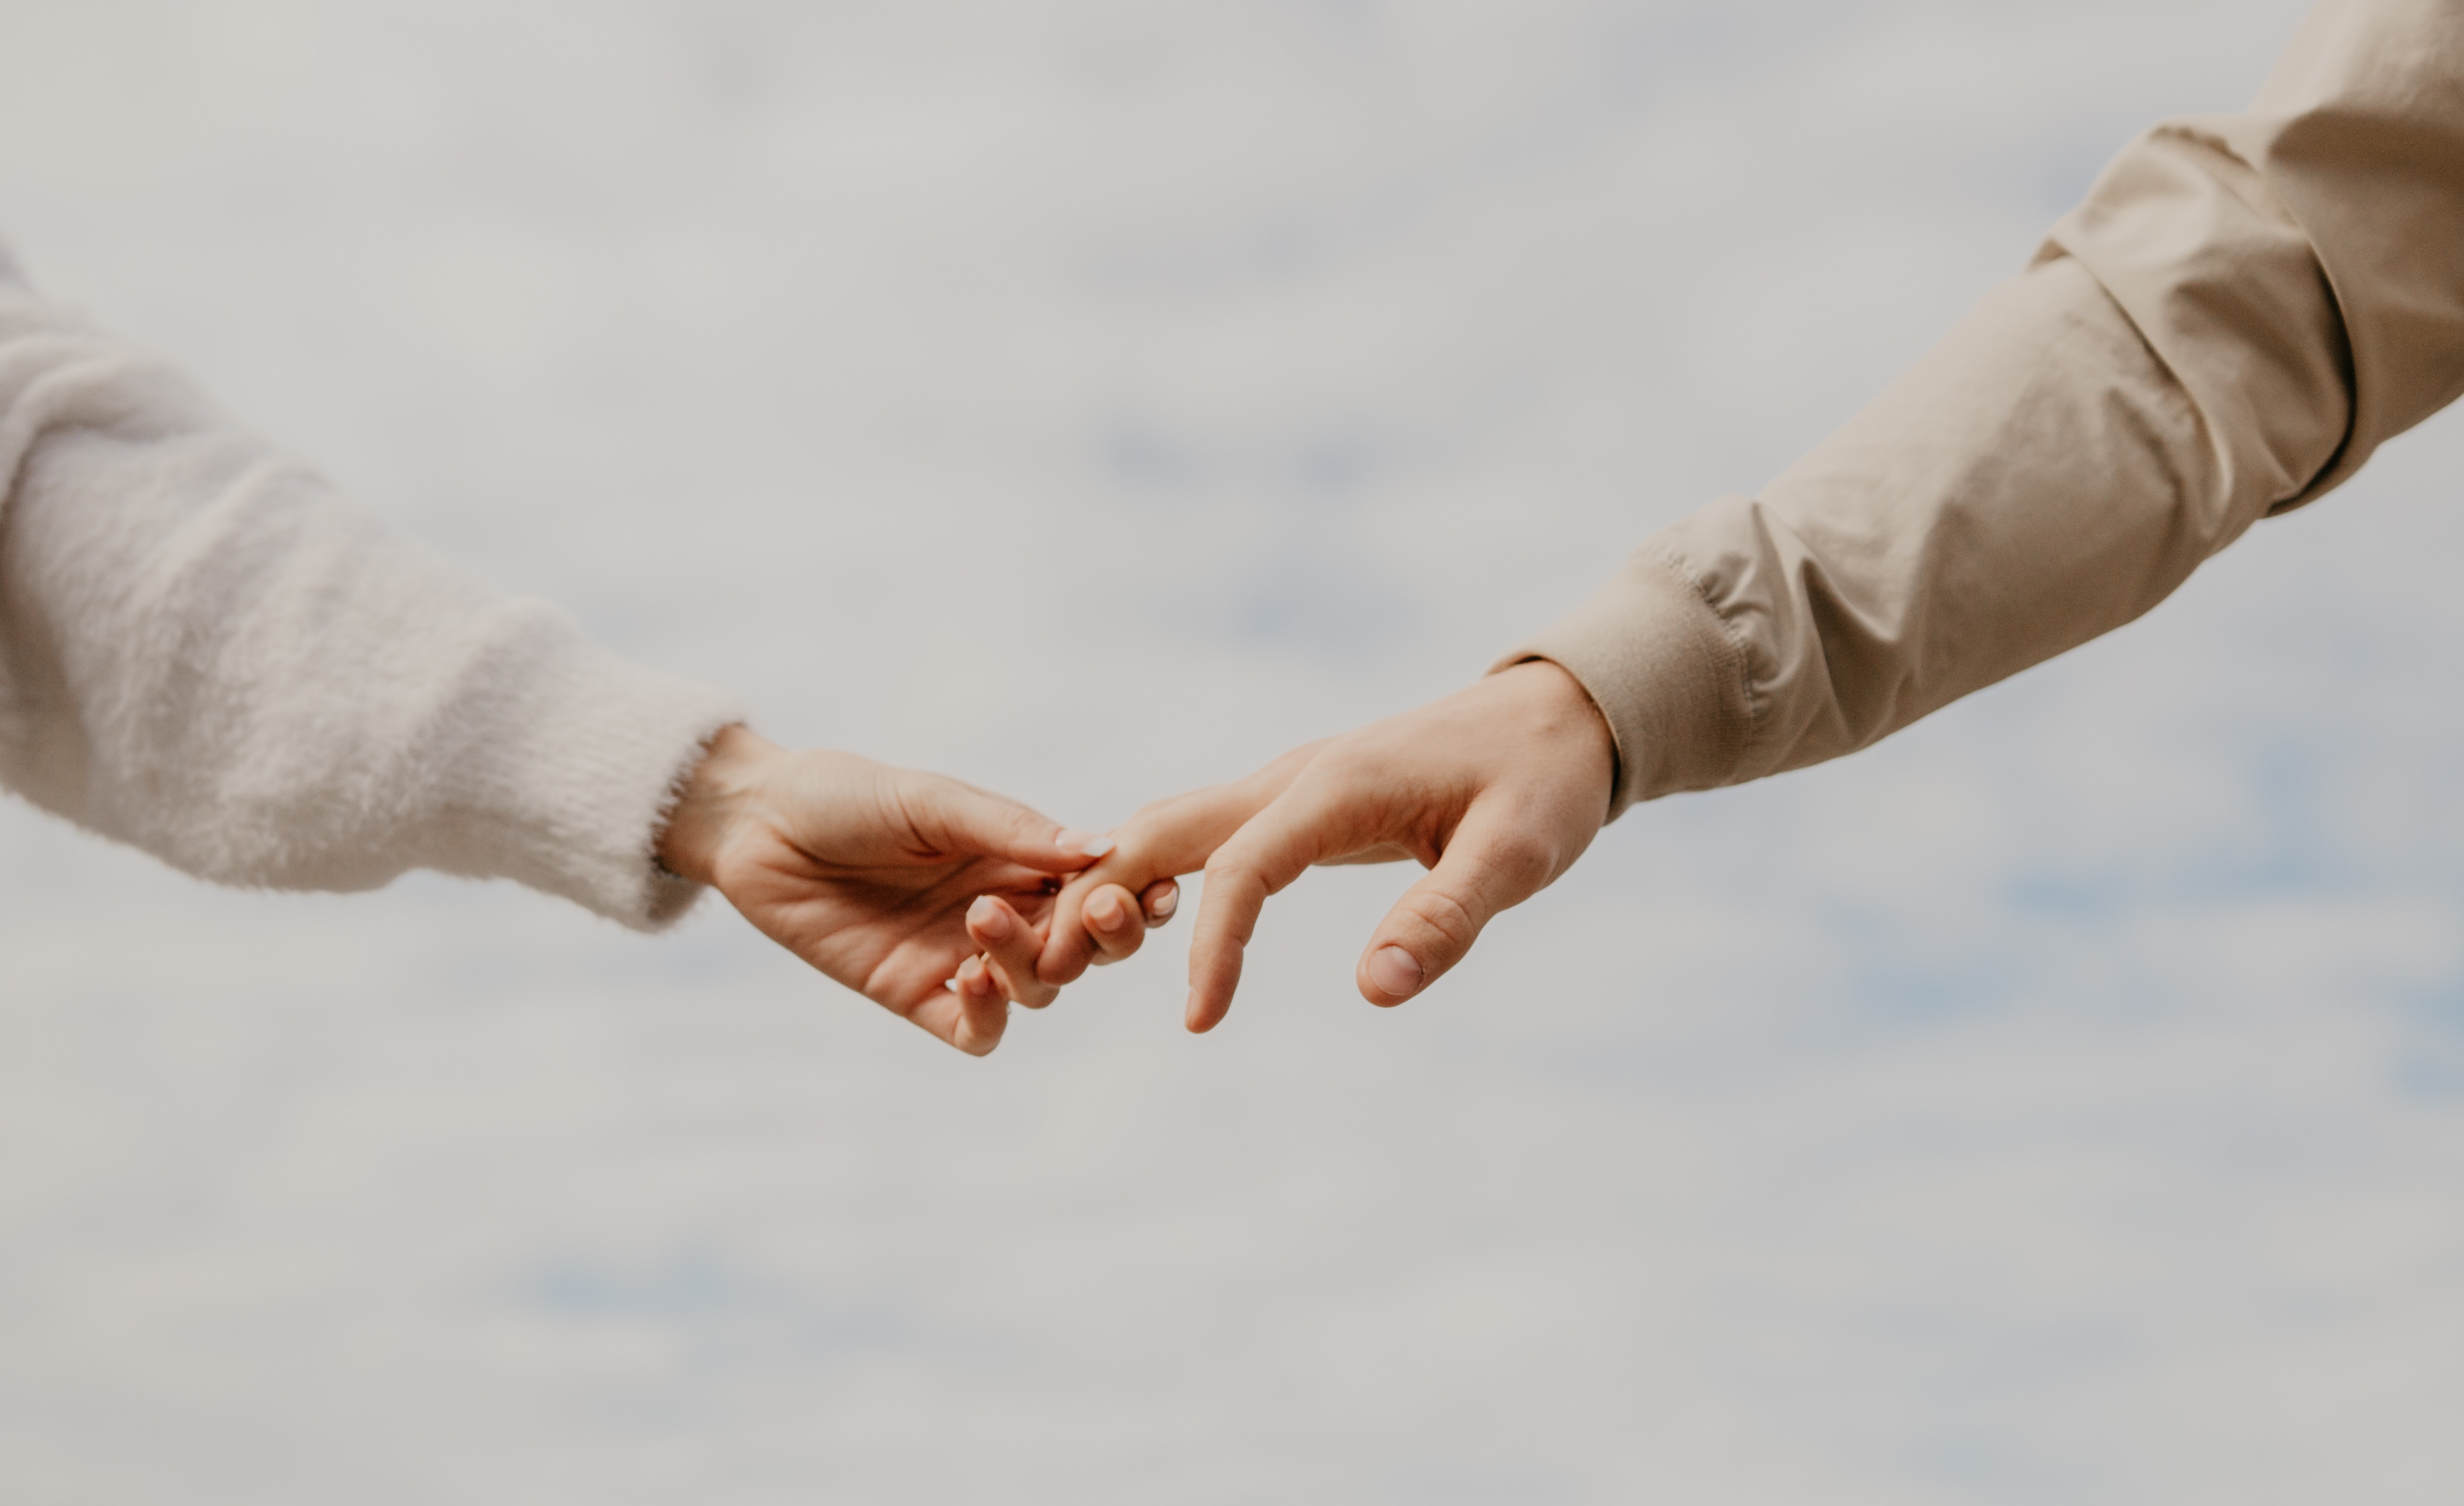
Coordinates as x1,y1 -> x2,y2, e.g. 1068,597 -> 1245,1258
1295,746 -> 1368,794
1206,838 -> 1285,895
1482,832 -> 1557,891
1402,886 -> 1482,953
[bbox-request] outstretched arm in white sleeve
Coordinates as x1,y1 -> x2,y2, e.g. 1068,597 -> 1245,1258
0,248 -> 1159,1053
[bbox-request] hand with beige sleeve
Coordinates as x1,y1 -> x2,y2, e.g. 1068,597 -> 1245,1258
1029,660 -> 1617,1032
1039,0 -> 2464,1034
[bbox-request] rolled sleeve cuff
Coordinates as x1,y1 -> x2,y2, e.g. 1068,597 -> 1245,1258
1490,547 -> 1749,818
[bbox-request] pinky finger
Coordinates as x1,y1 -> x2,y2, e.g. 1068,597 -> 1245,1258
952,956 -> 1009,1055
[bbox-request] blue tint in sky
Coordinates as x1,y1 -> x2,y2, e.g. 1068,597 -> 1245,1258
5,1 -> 2462,1502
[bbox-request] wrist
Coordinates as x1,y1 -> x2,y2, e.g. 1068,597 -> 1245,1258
1501,658 -> 1618,825
656,723 -> 785,887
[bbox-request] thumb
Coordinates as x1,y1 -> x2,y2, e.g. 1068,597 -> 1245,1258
902,776 -> 1113,873
1354,802 -> 1560,1007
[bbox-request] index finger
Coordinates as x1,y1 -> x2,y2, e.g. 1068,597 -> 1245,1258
1183,773 -> 1374,1033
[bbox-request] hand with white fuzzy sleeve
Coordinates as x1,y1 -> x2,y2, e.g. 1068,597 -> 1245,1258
0,245 -> 1169,1057
657,726 -> 1179,1055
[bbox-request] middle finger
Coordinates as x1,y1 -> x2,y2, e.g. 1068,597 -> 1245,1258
1080,882 -> 1151,966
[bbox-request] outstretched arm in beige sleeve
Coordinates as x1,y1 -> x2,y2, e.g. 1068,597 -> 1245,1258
1035,0 -> 2464,1029
1537,0 -> 2464,809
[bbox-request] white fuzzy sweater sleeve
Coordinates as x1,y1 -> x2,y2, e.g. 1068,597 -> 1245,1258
0,247 -> 746,929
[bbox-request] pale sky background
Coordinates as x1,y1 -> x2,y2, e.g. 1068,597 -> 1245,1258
5,1 -> 2464,1501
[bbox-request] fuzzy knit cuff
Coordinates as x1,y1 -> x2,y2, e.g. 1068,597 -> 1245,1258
421,616 -> 747,931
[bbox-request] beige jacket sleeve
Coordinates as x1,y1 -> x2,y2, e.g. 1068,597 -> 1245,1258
1511,0 -> 2464,817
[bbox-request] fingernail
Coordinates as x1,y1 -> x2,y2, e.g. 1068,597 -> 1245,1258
945,978 -> 960,993
1149,887 -> 1178,920
1088,890 -> 1125,930
1056,828 -> 1116,858
1368,946 -> 1424,999
967,895 -> 1012,940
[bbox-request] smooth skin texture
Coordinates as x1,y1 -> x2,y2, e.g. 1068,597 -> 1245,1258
1036,660 -> 1618,1032
657,725 -> 1174,1055
953,872 -> 1176,1022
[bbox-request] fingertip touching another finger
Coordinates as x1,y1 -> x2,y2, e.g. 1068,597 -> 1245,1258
1141,879 -> 1179,924
1053,827 -> 1116,863
967,893 -> 1061,1008
1034,845 -> 1143,979
1080,882 -> 1153,964
940,956 -> 1008,1056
